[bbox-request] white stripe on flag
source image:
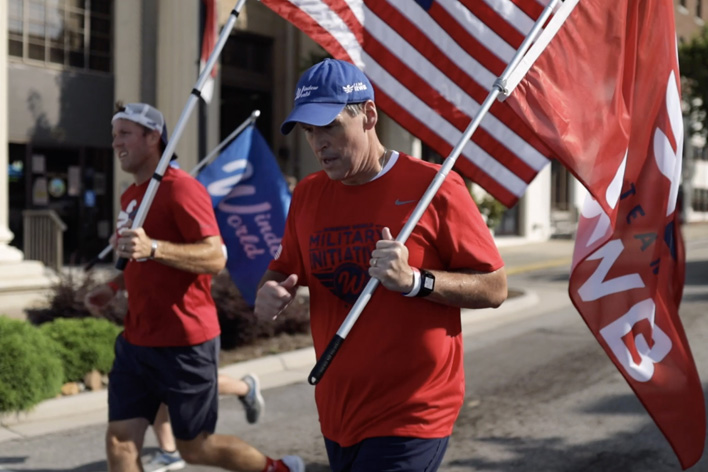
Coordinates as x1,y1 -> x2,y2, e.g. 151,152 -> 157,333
480,0 -> 537,34
386,2 -> 499,89
364,57 -> 530,196
435,0 -> 518,63
371,4 -> 548,171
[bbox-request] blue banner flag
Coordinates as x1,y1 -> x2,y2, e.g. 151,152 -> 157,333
197,126 -> 291,305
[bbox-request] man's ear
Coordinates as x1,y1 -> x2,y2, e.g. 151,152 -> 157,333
148,129 -> 161,149
362,100 -> 378,130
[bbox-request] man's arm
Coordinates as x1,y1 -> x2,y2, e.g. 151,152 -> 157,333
117,228 -> 225,275
418,267 -> 507,309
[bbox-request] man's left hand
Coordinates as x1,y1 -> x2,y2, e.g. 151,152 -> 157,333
368,227 -> 416,294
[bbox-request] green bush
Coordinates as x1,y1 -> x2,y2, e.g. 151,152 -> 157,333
0,317 -> 64,412
39,317 -> 121,383
473,193 -> 507,230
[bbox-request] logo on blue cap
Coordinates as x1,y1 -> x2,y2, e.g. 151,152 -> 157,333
281,59 -> 374,135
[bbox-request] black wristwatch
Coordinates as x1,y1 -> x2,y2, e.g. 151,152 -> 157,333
417,269 -> 435,297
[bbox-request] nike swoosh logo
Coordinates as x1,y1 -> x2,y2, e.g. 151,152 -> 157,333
395,199 -> 417,205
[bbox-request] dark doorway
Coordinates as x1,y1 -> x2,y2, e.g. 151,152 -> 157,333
219,32 -> 274,145
9,143 -> 113,266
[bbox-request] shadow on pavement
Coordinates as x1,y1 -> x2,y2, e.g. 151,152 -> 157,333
446,433 -> 668,472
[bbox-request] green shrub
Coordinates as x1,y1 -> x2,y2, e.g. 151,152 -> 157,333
39,317 -> 121,383
0,317 -> 64,412
473,193 -> 507,230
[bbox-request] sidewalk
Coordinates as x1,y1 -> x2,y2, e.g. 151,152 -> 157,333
1,223 -> 706,443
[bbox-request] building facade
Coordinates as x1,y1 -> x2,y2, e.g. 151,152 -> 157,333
676,0 -> 708,223
0,0 -> 705,313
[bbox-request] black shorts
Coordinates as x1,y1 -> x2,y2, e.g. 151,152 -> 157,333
108,333 -> 219,440
324,436 -> 449,472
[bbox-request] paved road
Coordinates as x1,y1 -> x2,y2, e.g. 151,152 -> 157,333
444,238 -> 708,471
1,231 -> 707,471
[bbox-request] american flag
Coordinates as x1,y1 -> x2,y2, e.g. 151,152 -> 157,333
260,0 -> 555,207
200,0 -> 219,103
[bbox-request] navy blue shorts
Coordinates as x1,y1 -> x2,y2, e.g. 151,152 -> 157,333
108,333 -> 219,441
324,436 -> 450,472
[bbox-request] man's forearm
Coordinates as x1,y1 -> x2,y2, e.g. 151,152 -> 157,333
151,237 -> 226,275
422,267 -> 508,309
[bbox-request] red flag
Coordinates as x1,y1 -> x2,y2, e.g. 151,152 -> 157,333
200,0 -> 218,103
507,0 -> 705,468
260,0 -> 555,207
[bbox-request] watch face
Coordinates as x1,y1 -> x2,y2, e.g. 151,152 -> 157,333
418,270 -> 435,297
422,274 -> 434,291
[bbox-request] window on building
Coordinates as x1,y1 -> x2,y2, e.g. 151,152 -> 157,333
680,0 -> 687,7
697,0 -> 703,17
8,0 -> 112,73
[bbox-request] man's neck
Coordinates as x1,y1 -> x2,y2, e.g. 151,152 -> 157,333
134,157 -> 161,186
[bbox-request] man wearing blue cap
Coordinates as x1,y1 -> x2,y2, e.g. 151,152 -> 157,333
255,59 -> 508,471
85,103 -> 304,472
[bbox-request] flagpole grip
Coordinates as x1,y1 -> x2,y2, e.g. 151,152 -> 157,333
308,335 -> 344,385
115,257 -> 128,271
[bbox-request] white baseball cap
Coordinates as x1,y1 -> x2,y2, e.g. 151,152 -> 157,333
112,102 -> 177,159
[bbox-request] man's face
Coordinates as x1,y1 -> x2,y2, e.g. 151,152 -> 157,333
300,106 -> 375,185
111,119 -> 156,175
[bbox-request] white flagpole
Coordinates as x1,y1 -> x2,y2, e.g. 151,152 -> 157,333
84,108 -> 260,271
114,0 -> 248,270
502,0 -> 580,98
308,0 -> 564,385
189,109 -> 261,177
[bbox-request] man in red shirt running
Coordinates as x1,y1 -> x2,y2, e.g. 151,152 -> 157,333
85,102 -> 303,472
255,59 -> 508,471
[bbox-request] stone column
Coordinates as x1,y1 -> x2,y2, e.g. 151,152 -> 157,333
0,5 -> 21,262
0,6 -> 55,319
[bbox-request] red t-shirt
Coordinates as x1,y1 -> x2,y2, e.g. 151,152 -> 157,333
119,166 -> 222,347
269,152 -> 504,446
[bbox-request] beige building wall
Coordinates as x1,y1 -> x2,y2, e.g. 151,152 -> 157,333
113,0 -> 144,206
113,0 -> 204,221
156,0 -> 200,172
675,0 -> 707,41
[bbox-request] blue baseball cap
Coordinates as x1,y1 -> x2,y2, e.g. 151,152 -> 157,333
280,59 -> 375,135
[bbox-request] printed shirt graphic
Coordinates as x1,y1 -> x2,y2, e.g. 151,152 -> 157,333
270,153 -> 503,446
309,223 -> 383,305
120,166 -> 222,347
